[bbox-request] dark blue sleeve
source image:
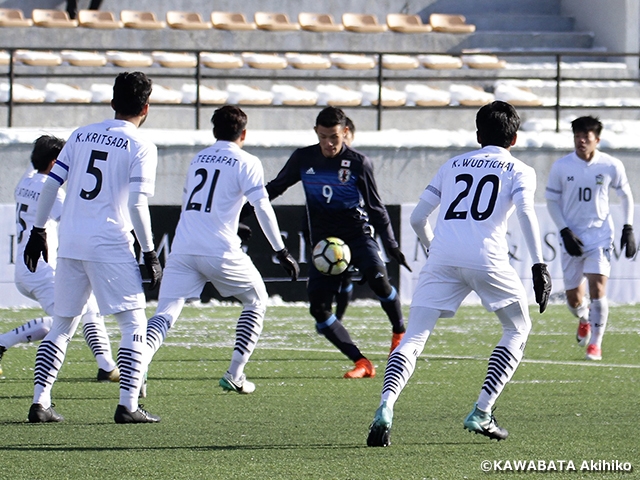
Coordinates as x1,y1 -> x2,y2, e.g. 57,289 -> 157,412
358,156 -> 398,250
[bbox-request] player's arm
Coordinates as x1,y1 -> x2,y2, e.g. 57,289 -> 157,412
253,196 -> 299,280
129,192 -> 162,289
23,175 -> 61,272
616,181 -> 635,258
409,198 -> 436,249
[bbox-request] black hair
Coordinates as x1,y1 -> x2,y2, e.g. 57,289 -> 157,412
571,116 -> 603,137
345,116 -> 356,135
212,105 -> 247,141
112,71 -> 152,117
31,135 -> 65,171
316,106 -> 347,128
475,101 -> 520,148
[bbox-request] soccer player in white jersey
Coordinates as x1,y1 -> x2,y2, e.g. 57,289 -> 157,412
367,101 -> 551,446
142,105 -> 299,397
1,135 -> 118,381
546,116 -> 635,361
23,72 -> 163,424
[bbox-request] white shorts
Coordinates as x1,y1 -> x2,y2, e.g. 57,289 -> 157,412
411,263 -> 528,315
561,246 -> 611,291
14,260 -> 55,316
54,257 -> 145,317
158,253 -> 267,301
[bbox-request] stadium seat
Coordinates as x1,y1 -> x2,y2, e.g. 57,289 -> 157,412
255,12 -> 300,31
32,9 -> 77,28
149,85 -> 183,103
106,51 -> 153,67
90,84 -> 112,103
181,84 -> 228,104
342,13 -> 387,33
271,85 -> 318,105
361,84 -> 406,106
418,54 -> 463,69
316,84 -> 362,106
429,14 -> 475,33
199,52 -> 243,69
285,53 -> 331,70
494,82 -> 542,106
330,53 -> 376,70
449,84 -> 494,106
45,83 -> 92,103
0,50 -> 10,65
14,50 -> 62,66
0,83 -> 45,102
226,84 -> 273,105
166,11 -> 212,30
61,50 -> 107,67
211,12 -> 256,30
462,54 -> 507,69
121,10 -> 166,29
404,84 -> 450,106
151,51 -> 197,68
242,52 -> 287,69
78,10 -> 123,29
298,12 -> 343,32
0,8 -> 33,27
382,54 -> 419,70
386,14 -> 432,33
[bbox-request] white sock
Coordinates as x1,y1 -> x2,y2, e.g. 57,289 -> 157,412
115,309 -> 147,412
589,297 -> 608,348
0,316 -> 52,348
568,298 -> 589,323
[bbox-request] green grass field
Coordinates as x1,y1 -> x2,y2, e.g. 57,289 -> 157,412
0,302 -> 638,479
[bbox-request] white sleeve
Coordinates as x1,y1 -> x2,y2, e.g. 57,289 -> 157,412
618,183 -> 634,225
34,176 -> 61,228
546,197 -> 568,231
253,196 -> 285,252
514,192 -> 544,264
128,191 -> 154,253
409,198 -> 436,249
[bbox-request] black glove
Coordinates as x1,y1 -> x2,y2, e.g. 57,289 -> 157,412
388,246 -> 412,272
237,223 -> 252,243
276,248 -> 299,281
560,227 -> 584,257
531,263 -> 552,314
621,224 -> 636,259
24,227 -> 48,273
143,251 -> 163,290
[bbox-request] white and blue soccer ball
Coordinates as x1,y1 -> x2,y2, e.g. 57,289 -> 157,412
312,237 -> 351,275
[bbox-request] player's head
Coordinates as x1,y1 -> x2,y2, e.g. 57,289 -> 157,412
314,107 -> 348,158
475,101 -> 520,148
111,71 -> 152,119
212,105 -> 248,142
31,135 -> 65,173
571,116 -> 601,161
344,117 -> 355,147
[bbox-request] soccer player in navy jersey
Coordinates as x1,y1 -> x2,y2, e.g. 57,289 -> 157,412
266,106 -> 411,378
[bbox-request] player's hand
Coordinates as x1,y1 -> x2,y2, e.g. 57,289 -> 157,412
560,228 -> 584,257
237,223 -> 252,243
531,263 -> 552,314
276,248 -> 299,281
23,227 -> 48,273
388,246 -> 412,272
621,224 -> 636,258
143,251 -> 163,290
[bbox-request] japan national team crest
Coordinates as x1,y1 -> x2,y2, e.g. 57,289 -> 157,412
338,168 -> 351,183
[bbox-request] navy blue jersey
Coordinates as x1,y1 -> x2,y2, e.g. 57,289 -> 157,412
266,144 -> 398,249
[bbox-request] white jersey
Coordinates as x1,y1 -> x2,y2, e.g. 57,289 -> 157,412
14,170 -> 63,272
545,150 -> 629,250
49,119 -> 157,262
170,140 -> 268,258
421,145 -> 537,270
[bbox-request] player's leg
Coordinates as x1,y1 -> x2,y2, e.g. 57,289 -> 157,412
0,316 -> 53,350
29,258 -> 91,423
368,306 -> 441,447
84,259 -> 159,423
209,254 -> 269,393
584,273 -> 608,360
80,293 -> 118,381
561,252 -> 591,346
335,272 -> 353,321
352,235 -> 405,352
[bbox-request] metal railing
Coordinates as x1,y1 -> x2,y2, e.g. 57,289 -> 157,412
2,48 -> 639,131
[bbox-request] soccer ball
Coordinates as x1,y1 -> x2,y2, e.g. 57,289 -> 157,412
312,237 -> 351,275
